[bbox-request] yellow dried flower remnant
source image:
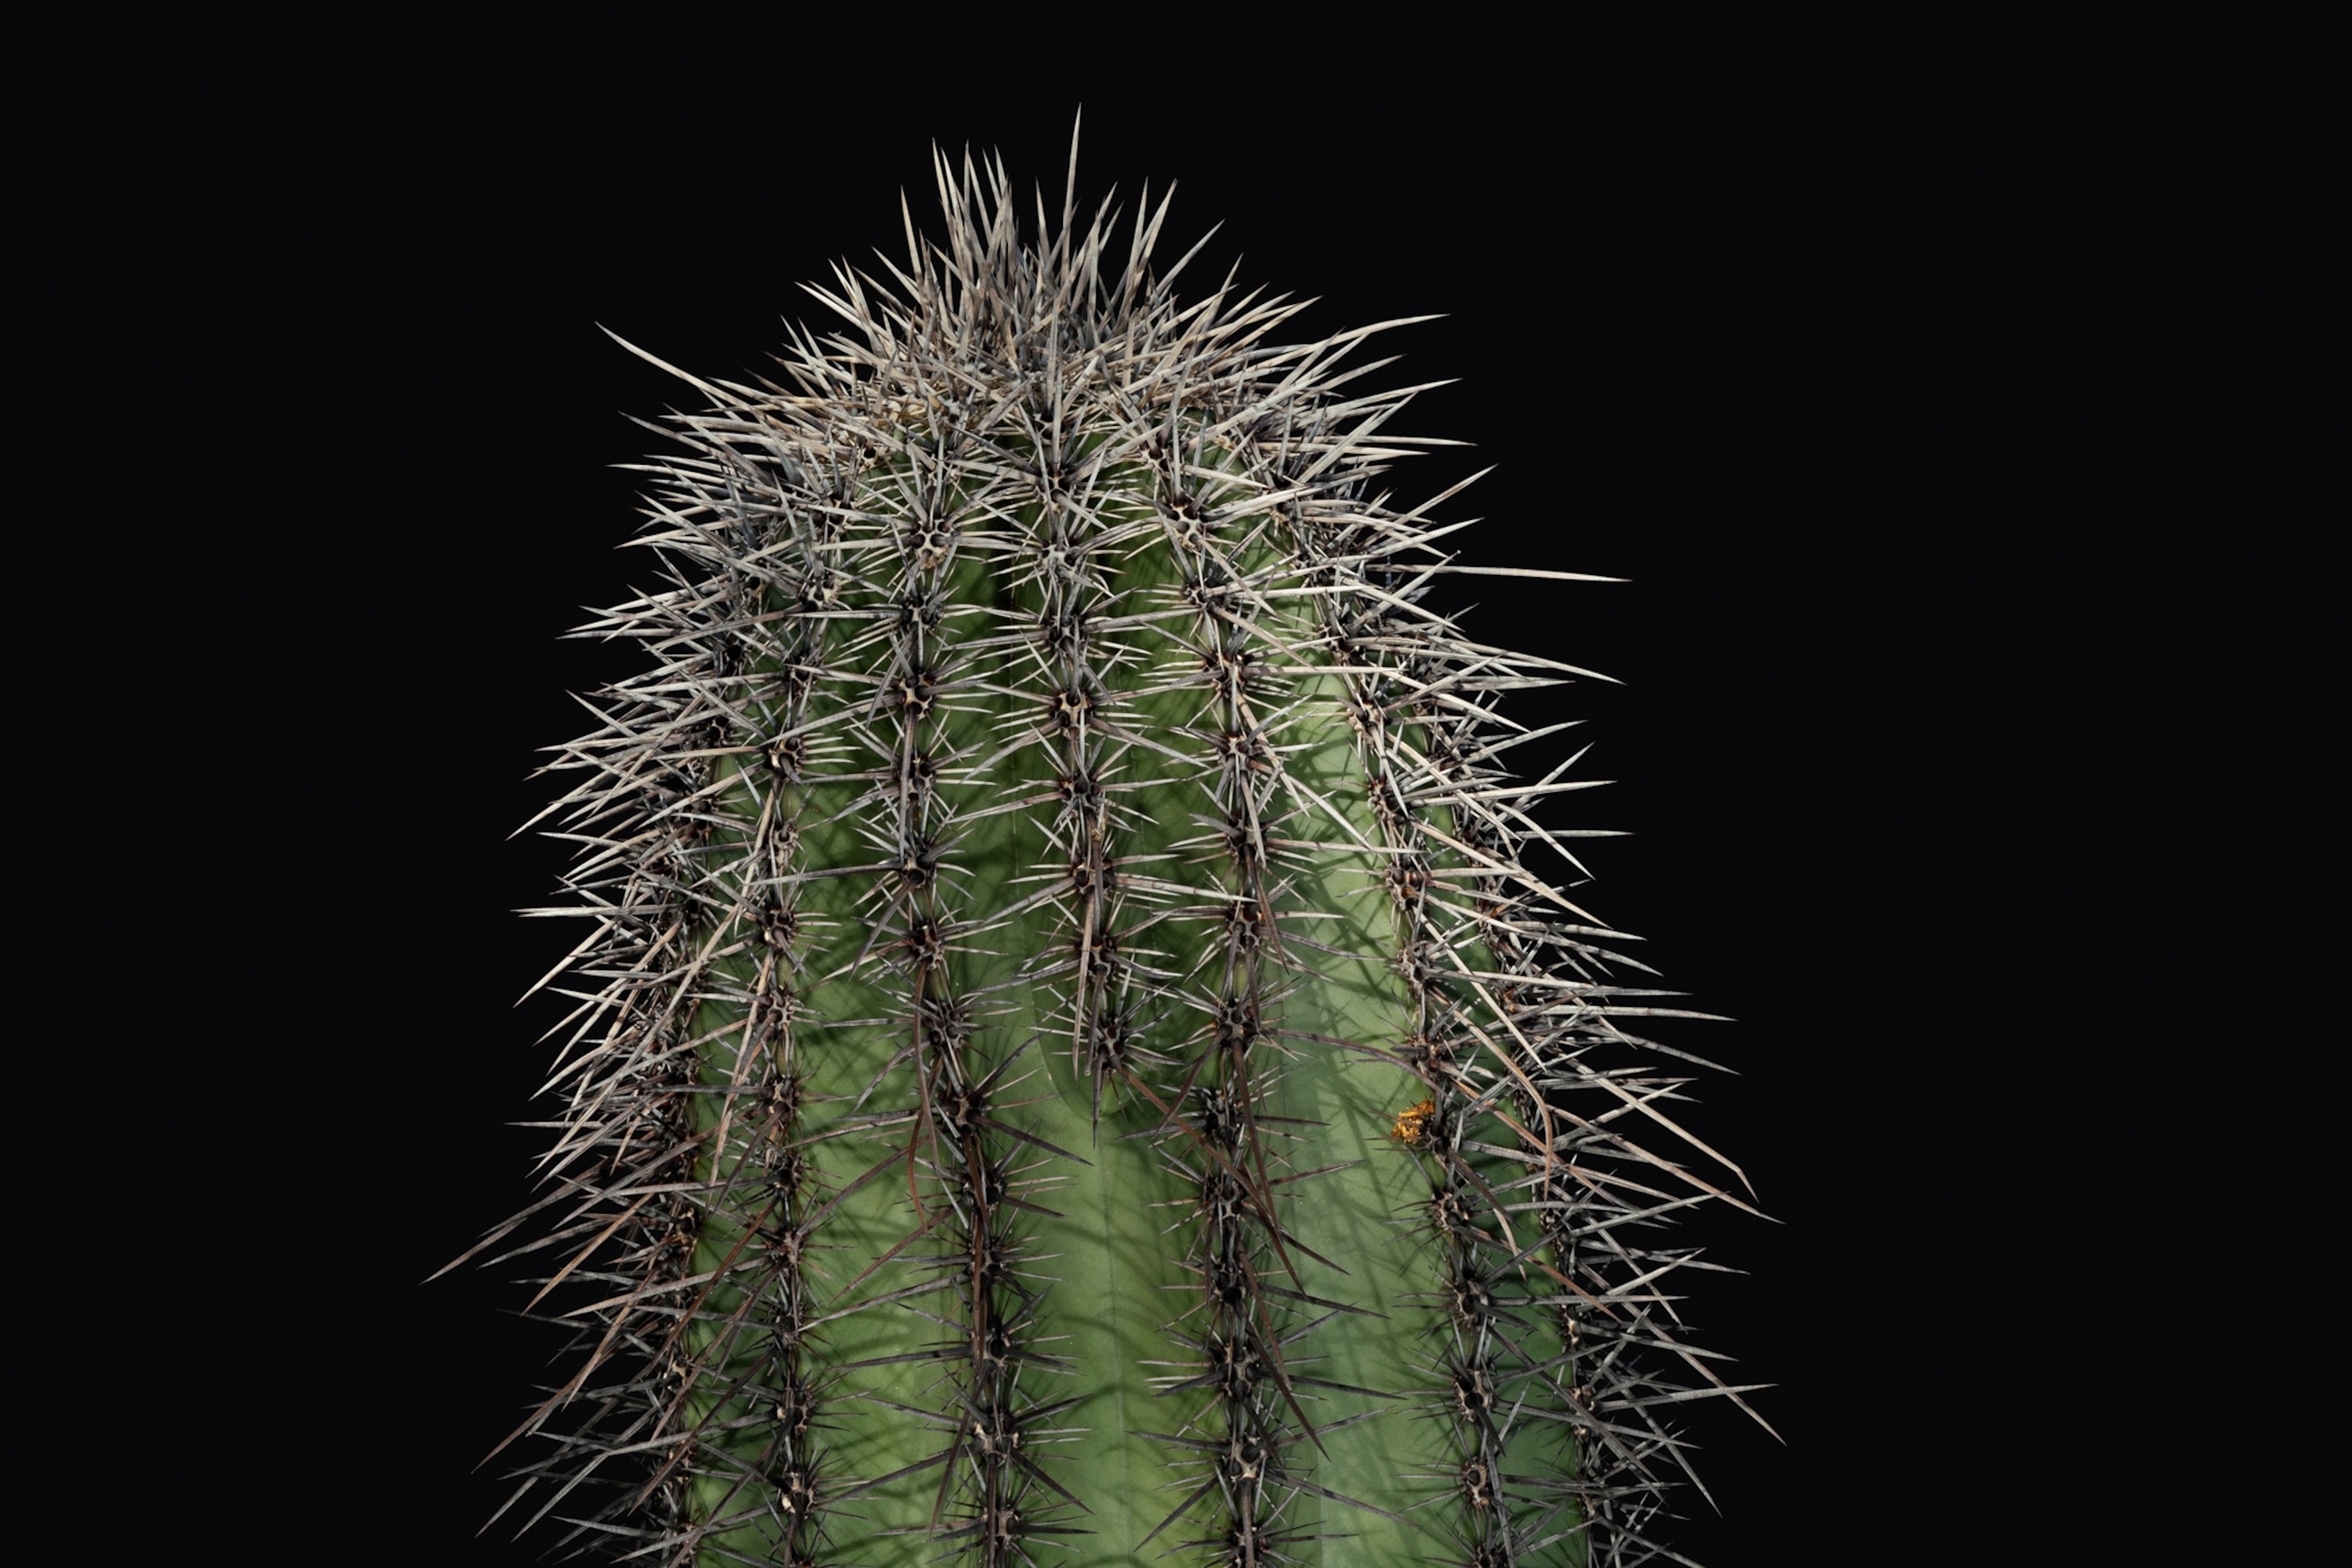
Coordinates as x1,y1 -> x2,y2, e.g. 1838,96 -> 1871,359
1391,1098 -> 1437,1148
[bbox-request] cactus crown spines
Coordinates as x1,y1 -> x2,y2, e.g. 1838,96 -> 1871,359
458,139 -> 1764,1566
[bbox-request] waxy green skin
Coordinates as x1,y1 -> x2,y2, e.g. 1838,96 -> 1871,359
670,442 -> 1574,1563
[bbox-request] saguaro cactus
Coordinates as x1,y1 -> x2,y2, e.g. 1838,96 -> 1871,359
454,141 -> 1766,1567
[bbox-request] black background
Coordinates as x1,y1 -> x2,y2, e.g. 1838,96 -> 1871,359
52,14 -> 2321,1566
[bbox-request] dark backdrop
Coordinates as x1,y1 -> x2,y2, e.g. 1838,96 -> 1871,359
71,15 -> 2311,1566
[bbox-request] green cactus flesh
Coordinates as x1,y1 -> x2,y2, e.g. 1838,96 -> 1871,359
464,149 -> 1760,1567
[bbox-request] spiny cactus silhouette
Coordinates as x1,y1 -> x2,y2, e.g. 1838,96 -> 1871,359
447,131 -> 1769,1567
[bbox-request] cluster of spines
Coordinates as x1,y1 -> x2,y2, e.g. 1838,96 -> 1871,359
443,397 -> 861,1563
822,347 -> 1094,1563
1120,429 -> 1382,1567
1308,476 -> 1774,1564
452,136 -> 1763,1566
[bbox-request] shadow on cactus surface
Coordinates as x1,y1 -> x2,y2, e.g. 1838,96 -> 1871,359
444,132 -> 1773,1568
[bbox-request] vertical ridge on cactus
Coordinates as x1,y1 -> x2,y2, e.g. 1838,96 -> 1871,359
449,132 -> 1769,1567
